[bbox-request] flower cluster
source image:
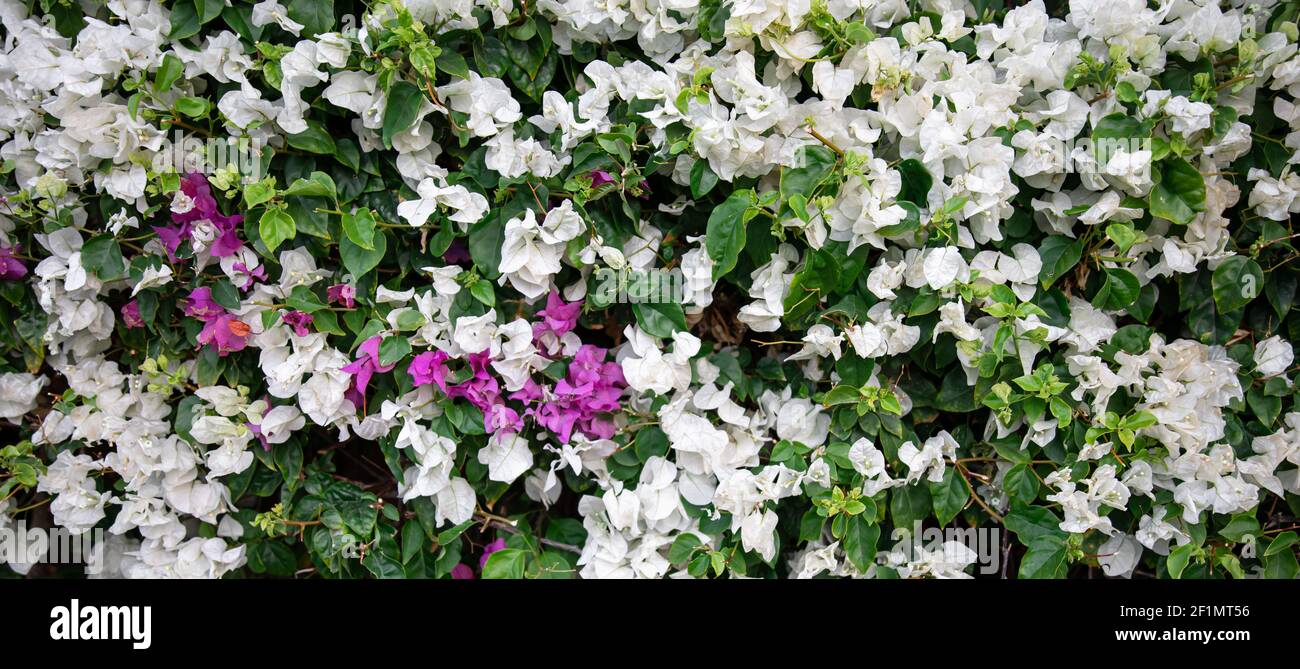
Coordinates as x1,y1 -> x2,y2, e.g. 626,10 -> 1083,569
407,292 -> 626,444
158,173 -> 246,261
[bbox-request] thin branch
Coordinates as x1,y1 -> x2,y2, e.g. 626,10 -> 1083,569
474,511 -> 582,554
804,125 -> 845,157
955,463 -> 1004,524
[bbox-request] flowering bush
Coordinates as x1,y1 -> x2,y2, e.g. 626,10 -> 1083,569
1,0 -> 1299,580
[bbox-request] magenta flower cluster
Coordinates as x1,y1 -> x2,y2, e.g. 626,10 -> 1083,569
185,287 -> 250,356
155,173 -> 245,261
0,244 -> 27,281
399,292 -> 627,444
327,283 -> 356,308
341,335 -> 396,410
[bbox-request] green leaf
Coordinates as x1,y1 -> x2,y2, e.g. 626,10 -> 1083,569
1247,386 -> 1282,427
780,145 -> 837,200
942,195 -> 968,216
282,172 -> 337,200
174,96 -> 209,118
482,548 -> 527,579
382,81 -> 425,148
1265,531 -> 1298,557
1217,553 -> 1246,579
154,53 -> 183,93
195,0 -> 224,24
378,337 -> 412,367
473,37 -> 511,78
336,500 -> 377,539
331,139 -> 360,173
1019,535 -> 1069,579
286,121 -> 336,155
989,436 -> 1030,465
1104,222 -> 1139,254
668,533 -> 703,563
687,553 -> 710,578
889,484 -> 932,530
80,235 -> 126,280
167,0 -> 202,40
8,464 -> 35,488
342,208 -> 377,250
1004,464 -> 1040,501
435,519 -> 474,545
285,196 -> 330,238
787,193 -> 810,221
437,50 -> 470,79
506,36 -> 546,78
1049,396 -> 1073,427
1091,113 -> 1145,143
340,229 -> 388,279
631,302 -> 687,337
1211,255 -> 1262,313
710,550 -> 727,576
274,442 -> 303,486
929,468 -> 969,526
1093,268 -> 1140,310
286,285 -> 327,313
1149,157 -> 1205,225
221,4 -> 262,42
363,552 -> 406,579
1004,506 -> 1065,546
258,207 -> 296,253
401,522 -> 426,564
706,189 -> 754,281
253,541 -> 298,577
1128,407 -> 1159,428
822,385 -> 861,407
1263,548 -> 1299,579
286,0 -> 334,37
469,280 -> 496,308
933,367 -> 979,413
535,550 -> 575,579
689,160 -> 719,199
393,310 -> 427,331
311,309 -> 345,335
409,44 -> 441,79
1264,270 -> 1296,318
1218,514 -> 1260,543
878,201 -> 921,237
1127,282 -> 1157,322
842,515 -> 880,572
782,248 -> 843,326
469,212 -> 506,280
896,158 -> 932,206
1038,235 -> 1083,289
1115,81 -> 1139,104
243,179 -> 276,207
1166,542 -> 1196,579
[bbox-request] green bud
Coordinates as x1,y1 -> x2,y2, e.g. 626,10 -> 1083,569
1282,22 -> 1298,43
1238,37 -> 1259,63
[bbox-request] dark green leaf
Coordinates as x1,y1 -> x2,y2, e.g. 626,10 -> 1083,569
382,81 -> 425,148
1211,255 -> 1262,313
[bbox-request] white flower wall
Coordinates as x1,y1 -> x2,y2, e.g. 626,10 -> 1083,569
0,0 -> 1297,579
